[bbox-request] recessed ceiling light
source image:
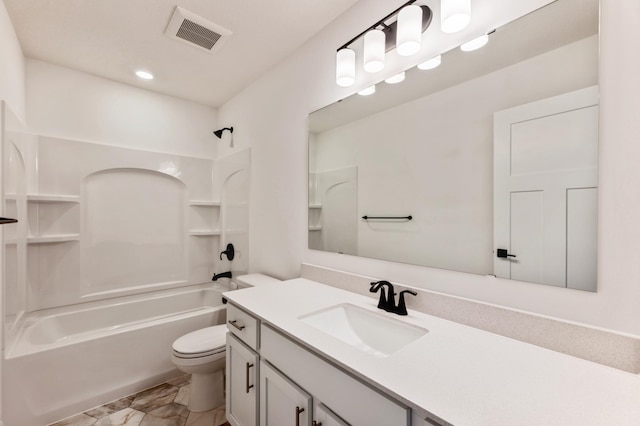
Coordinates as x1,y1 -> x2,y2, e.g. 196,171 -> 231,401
135,70 -> 154,80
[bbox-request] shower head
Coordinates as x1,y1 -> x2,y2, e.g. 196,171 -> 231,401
213,126 -> 233,139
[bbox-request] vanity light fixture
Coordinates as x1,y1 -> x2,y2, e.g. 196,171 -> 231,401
440,0 -> 471,34
336,48 -> 356,87
135,70 -> 154,80
460,33 -> 489,51
417,54 -> 442,70
396,5 -> 423,57
358,85 -> 376,96
363,29 -> 386,73
335,0 -> 433,87
385,72 -> 406,84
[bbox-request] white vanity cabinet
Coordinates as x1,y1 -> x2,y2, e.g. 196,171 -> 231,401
226,333 -> 259,426
260,324 -> 410,426
260,360 -> 312,426
226,303 -> 260,426
226,302 -> 411,426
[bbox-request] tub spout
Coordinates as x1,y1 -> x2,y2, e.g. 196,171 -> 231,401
212,271 -> 232,281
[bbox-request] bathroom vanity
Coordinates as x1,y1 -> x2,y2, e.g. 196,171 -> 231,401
224,279 -> 640,426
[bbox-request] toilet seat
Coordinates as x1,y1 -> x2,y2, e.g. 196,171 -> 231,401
172,325 -> 226,359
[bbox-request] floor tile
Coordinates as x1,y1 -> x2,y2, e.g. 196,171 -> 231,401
47,376 -> 230,426
85,395 -> 135,419
185,405 -> 228,426
50,413 -> 97,426
174,385 -> 190,406
130,383 -> 179,413
94,408 -> 145,426
167,374 -> 191,387
150,402 -> 189,421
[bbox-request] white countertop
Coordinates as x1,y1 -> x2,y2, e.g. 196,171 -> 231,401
223,278 -> 640,426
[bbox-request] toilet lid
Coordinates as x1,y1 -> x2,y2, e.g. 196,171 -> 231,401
172,325 -> 226,355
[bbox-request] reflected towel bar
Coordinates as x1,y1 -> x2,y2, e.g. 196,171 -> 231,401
362,215 -> 412,220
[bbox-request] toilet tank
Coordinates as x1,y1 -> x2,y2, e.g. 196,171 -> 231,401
233,273 -> 281,289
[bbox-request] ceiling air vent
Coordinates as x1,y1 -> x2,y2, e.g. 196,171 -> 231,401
165,7 -> 231,54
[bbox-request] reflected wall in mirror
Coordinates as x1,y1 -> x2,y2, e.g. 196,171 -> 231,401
308,0 -> 599,291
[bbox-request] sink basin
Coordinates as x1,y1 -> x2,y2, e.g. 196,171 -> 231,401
299,303 -> 428,357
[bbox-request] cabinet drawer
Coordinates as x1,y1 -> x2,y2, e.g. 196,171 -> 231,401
227,303 -> 259,350
261,324 -> 410,426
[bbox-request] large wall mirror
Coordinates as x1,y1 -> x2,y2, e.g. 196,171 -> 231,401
308,0 -> 599,291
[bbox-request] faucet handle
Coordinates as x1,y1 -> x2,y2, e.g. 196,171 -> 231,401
370,281 -> 388,310
396,290 -> 417,316
370,281 -> 395,311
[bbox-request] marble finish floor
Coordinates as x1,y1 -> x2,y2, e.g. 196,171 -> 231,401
49,375 -> 230,426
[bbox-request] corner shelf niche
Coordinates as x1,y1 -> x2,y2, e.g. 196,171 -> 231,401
188,200 -> 221,237
24,194 -> 81,244
308,203 -> 322,232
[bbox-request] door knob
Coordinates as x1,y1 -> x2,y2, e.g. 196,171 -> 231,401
497,248 -> 516,258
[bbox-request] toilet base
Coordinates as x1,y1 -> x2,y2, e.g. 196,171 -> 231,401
188,369 -> 225,412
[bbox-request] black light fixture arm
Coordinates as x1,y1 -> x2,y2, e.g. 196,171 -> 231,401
337,0 -> 419,51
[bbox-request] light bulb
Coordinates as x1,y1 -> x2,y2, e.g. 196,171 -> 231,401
460,34 -> 489,51
418,55 -> 442,70
363,29 -> 385,73
358,85 -> 376,96
441,0 -> 471,34
385,72 -> 405,84
397,5 -> 423,56
336,49 -> 356,87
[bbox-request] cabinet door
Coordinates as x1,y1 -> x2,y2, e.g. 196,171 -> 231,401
260,360 -> 312,426
314,402 -> 350,426
226,333 -> 259,426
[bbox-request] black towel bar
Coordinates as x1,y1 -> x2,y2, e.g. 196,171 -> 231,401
362,215 -> 412,221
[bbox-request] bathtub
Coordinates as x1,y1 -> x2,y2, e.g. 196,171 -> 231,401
3,283 -> 227,426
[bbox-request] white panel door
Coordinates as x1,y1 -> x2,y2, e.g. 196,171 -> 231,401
494,86 -> 598,290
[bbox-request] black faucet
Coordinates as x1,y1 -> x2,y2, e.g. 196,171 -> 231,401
212,271 -> 232,281
369,281 -> 417,316
396,290 -> 418,316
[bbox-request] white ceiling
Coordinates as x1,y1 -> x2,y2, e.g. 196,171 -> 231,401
4,0 -> 359,107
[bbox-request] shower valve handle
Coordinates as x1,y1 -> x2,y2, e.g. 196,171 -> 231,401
220,243 -> 235,261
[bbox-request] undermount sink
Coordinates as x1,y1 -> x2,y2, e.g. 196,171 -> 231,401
299,303 -> 428,357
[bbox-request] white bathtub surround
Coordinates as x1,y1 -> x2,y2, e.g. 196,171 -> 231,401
224,279 -> 640,425
301,264 -> 640,373
3,284 -> 227,426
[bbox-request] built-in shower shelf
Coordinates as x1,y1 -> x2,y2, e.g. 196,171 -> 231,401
225,228 -> 247,235
309,204 -> 322,209
309,225 -> 322,231
27,234 -> 80,244
188,201 -> 221,207
27,194 -> 80,203
189,230 -> 222,236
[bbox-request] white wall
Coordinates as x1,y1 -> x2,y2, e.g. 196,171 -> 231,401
26,59 -> 217,158
219,0 -> 640,336
0,1 -> 25,422
0,0 -> 24,122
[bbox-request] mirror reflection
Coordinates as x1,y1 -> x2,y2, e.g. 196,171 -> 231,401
308,0 -> 599,291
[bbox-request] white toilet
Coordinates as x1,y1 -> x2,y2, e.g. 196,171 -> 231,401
171,273 -> 281,412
